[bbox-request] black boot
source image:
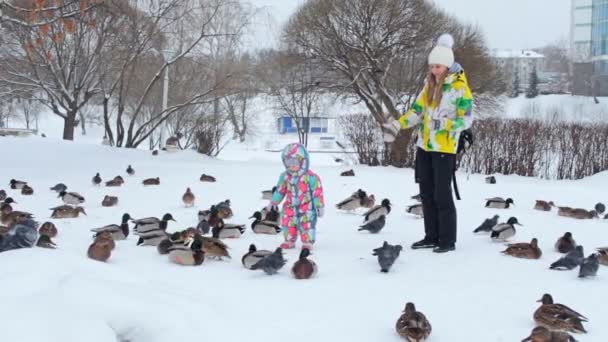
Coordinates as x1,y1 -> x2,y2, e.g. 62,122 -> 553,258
411,239 -> 438,250
433,245 -> 456,253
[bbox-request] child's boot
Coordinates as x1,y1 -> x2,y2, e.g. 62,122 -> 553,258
280,240 -> 296,249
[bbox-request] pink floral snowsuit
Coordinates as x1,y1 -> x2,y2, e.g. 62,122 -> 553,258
269,143 -> 325,246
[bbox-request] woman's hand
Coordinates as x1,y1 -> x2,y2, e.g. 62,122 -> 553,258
382,119 -> 401,143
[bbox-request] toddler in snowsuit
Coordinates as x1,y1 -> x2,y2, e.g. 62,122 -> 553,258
267,143 -> 325,250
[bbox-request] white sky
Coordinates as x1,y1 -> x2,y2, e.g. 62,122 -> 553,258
245,0 -> 571,50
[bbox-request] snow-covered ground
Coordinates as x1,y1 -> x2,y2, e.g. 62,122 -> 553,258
0,133 -> 607,342
504,94 -> 608,123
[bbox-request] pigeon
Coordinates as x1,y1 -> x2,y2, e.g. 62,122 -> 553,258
358,215 -> 386,234
49,183 -> 68,193
372,241 -> 403,273
0,219 -> 38,253
92,173 -> 102,186
126,165 -> 135,176
555,232 -> 577,254
550,245 -> 585,270
578,254 -> 599,278
595,202 -> 606,215
521,326 -> 578,342
473,215 -> 499,233
251,247 -> 286,275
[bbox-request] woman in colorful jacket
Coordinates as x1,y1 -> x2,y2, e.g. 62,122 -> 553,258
267,143 -> 325,251
383,33 -> 473,253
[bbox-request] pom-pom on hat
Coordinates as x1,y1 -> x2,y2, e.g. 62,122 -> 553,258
428,33 -> 455,68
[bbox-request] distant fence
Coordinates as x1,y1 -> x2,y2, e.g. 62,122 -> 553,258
0,128 -> 37,137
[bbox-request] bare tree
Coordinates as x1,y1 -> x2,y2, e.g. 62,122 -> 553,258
338,114 -> 383,165
0,0 -> 111,140
98,0 -> 249,148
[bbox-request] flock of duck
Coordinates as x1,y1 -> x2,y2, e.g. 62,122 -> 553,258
1,168 -> 607,341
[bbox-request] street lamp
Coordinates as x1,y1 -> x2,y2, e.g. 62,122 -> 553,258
160,48 -> 172,148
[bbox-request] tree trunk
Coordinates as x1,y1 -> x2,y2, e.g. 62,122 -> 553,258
388,130 -> 414,167
103,98 -> 115,146
63,111 -> 77,140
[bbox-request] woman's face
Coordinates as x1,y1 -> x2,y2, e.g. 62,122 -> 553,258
430,64 -> 448,78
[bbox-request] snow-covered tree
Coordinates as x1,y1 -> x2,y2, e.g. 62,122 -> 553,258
526,67 -> 539,99
510,72 -> 520,98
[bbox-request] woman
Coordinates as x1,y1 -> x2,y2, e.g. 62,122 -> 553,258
383,33 -> 473,253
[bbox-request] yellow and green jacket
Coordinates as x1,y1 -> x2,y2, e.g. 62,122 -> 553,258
398,63 -> 473,154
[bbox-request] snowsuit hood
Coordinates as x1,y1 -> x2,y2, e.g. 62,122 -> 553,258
281,143 -> 310,176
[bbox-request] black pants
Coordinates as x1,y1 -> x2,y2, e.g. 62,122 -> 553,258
416,148 -> 457,247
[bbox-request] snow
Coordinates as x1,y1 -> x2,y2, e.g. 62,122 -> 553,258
503,94 -> 608,123
491,49 -> 545,59
1,133 -> 607,341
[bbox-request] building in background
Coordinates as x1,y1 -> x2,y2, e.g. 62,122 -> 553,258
492,49 -> 545,88
571,0 -> 592,62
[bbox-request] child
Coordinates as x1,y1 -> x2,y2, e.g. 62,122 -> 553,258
383,33 -> 473,253
267,143 -> 325,250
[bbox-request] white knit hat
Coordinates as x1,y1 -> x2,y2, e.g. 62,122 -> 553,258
428,33 -> 455,67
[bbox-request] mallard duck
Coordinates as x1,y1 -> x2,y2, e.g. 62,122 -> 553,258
50,205 -> 86,219
363,198 -> 391,224
135,229 -> 168,246
142,177 -> 160,186
534,200 -> 554,211
131,213 -> 175,233
490,217 -> 522,241
533,294 -> 587,334
126,165 -> 135,176
555,232 -> 577,254
0,224 -> 9,235
557,206 -> 573,217
102,195 -> 118,207
550,246 -> 584,270
336,189 -> 371,211
568,209 -> 598,220
168,237 -> 205,266
406,203 -> 424,218
485,176 -> 496,184
485,197 -> 514,209
215,200 -> 233,219
49,183 -> 67,193
473,215 -> 500,233
58,191 -> 85,205
38,222 -> 58,238
91,213 -> 131,240
212,219 -> 245,239
9,179 -> 27,190
105,176 -> 124,187
261,186 -> 277,200
182,188 -> 195,207
36,235 -> 57,249
372,241 -> 403,273
340,169 -> 355,177
597,247 -> 608,266
21,184 -> 34,195
579,254 -> 599,278
395,302 -> 432,341
260,205 -> 280,223
0,189 -> 7,201
249,212 -> 281,234
594,202 -> 605,215
242,244 -> 272,269
358,215 -> 386,234
2,209 -> 35,226
200,232 -> 230,260
251,247 -> 286,275
157,231 -> 189,255
501,238 -> 542,259
2,197 -> 16,205
87,239 -> 112,262
521,326 -> 578,342
199,174 -> 216,182
93,231 -> 116,250
291,248 -> 317,279
92,173 -> 102,186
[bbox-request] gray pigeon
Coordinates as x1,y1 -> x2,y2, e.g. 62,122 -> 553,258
358,215 -> 386,234
595,202 -> 606,215
579,254 -> 599,278
372,241 -> 403,273
473,215 -> 499,233
550,245 -> 585,270
0,219 -> 38,253
251,247 -> 286,275
197,220 -> 210,235
49,183 -> 67,193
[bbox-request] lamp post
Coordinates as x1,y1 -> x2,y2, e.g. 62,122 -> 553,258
160,48 -> 172,148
